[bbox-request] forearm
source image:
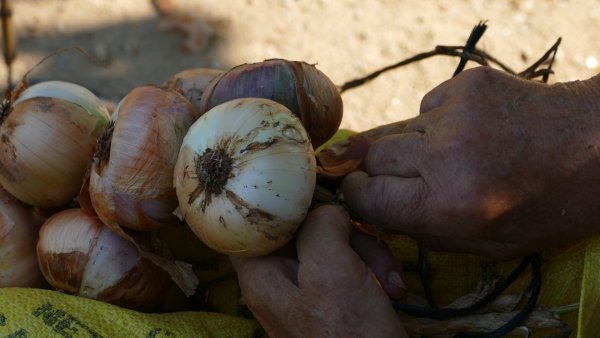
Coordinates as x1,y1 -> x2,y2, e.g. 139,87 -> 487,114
542,77 -> 600,237
486,76 -> 600,247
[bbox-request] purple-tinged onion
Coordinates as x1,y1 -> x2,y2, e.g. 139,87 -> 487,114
198,59 -> 343,147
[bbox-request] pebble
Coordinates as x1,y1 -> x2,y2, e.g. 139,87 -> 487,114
93,43 -> 112,66
585,56 -> 598,69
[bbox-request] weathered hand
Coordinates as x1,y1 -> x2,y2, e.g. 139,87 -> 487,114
231,205 -> 408,338
342,67 -> 600,260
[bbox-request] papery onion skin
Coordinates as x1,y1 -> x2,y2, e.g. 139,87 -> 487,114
0,186 -> 45,287
197,59 -> 343,148
174,98 -> 316,257
0,81 -> 110,207
90,85 -> 197,231
36,209 -> 172,310
163,68 -> 222,113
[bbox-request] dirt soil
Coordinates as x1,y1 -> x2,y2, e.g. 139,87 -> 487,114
3,0 -> 600,132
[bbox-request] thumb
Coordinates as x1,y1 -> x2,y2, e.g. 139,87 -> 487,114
362,133 -> 424,177
341,171 -> 429,234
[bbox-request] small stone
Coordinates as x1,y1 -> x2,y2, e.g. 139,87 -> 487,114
93,42 -> 112,66
585,56 -> 598,69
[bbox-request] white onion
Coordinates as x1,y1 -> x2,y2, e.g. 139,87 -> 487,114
174,98 -> 316,257
0,187 -> 45,287
0,81 -> 110,207
36,208 -> 173,309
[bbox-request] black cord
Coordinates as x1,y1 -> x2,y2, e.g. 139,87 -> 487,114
453,21 -> 488,77
392,254 -> 542,337
392,254 -> 535,319
414,20 -> 491,314
454,254 -> 542,338
418,245 -> 438,309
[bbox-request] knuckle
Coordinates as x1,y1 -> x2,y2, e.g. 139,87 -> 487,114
364,138 -> 391,172
429,182 -> 489,238
368,177 -> 427,228
458,66 -> 496,83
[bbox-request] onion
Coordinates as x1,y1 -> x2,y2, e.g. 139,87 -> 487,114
36,208 -> 173,309
198,59 -> 343,148
89,85 -> 197,231
0,81 -> 110,207
163,68 -> 223,113
0,186 -> 45,287
174,98 -> 316,257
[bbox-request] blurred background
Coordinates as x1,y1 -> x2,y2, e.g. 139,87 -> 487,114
2,0 -> 599,132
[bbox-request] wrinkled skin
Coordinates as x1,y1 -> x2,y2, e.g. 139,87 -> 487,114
343,66 -> 600,260
232,67 -> 600,336
232,205 -> 408,338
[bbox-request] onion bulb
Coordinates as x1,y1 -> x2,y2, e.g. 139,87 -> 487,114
163,68 -> 222,112
0,81 -> 110,207
36,208 -> 173,309
89,85 -> 196,231
0,186 -> 45,287
198,59 -> 343,148
174,98 -> 316,257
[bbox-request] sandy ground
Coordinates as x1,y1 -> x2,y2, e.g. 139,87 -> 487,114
3,0 -> 600,132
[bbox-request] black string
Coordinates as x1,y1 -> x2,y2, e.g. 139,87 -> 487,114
454,254 -> 542,338
418,245 -> 438,309
518,37 -> 561,80
453,21 -> 488,77
392,254 -> 542,337
415,21 -> 491,312
392,254 -> 535,320
337,25 -> 559,93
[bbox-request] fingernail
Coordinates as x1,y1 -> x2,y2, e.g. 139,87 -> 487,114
387,271 -> 407,291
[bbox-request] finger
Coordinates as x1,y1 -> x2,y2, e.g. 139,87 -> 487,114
341,171 -> 429,233
363,133 -> 424,177
401,110 -> 441,133
230,255 -> 300,317
419,77 -> 454,114
231,255 -> 302,336
351,230 -> 407,301
295,205 -> 365,287
295,205 -> 353,266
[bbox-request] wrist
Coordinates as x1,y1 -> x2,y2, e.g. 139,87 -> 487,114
553,77 -> 600,236
509,78 -> 600,242
549,76 -> 600,116
587,73 -> 600,92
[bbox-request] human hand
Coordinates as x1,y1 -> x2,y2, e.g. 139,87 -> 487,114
341,66 -> 600,260
231,205 -> 408,338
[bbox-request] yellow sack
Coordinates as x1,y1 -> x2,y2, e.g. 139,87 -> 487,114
0,287 -> 259,337
579,236 -> 600,337
390,235 -> 600,337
